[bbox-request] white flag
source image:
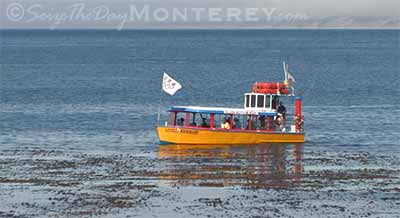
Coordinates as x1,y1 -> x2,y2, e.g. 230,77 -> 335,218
162,72 -> 182,96
288,72 -> 296,83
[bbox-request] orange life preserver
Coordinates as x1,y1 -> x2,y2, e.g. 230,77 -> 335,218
252,88 -> 279,94
252,87 -> 290,95
253,82 -> 286,90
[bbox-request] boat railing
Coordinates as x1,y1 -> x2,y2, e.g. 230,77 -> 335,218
158,113 -> 304,134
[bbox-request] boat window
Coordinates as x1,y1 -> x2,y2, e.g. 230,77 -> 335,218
265,95 -> 271,108
257,95 -> 264,108
272,96 -> 279,109
251,95 -> 256,108
215,114 -> 223,128
245,95 -> 250,107
189,113 -> 197,126
241,115 -> 247,130
198,113 -> 210,128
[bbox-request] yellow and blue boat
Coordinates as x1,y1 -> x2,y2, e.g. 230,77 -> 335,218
157,79 -> 305,145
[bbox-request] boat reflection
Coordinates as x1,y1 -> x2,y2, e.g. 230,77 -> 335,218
158,144 -> 303,189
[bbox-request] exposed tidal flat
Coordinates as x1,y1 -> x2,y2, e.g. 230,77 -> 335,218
0,143 -> 399,218
1,29 -> 400,217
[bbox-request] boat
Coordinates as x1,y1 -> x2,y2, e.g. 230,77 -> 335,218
157,65 -> 305,145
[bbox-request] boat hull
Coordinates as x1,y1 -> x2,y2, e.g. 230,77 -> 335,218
157,126 -> 305,145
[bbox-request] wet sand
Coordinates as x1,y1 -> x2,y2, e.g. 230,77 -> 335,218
0,144 -> 399,218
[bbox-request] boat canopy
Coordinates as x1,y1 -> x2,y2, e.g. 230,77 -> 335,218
169,106 -> 277,116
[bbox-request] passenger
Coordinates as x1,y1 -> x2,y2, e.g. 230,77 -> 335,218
221,118 -> 231,129
177,118 -> 184,126
276,113 -> 285,131
224,120 -> 231,129
259,115 -> 266,129
293,114 -> 304,133
277,102 -> 287,119
201,118 -> 209,127
266,116 -> 274,131
233,118 -> 241,129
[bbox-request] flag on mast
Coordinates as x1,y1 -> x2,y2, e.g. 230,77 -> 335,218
283,61 -> 296,84
162,72 -> 182,96
287,72 -> 296,83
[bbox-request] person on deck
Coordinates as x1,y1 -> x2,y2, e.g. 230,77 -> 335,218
221,118 -> 231,129
225,117 -> 232,129
277,102 -> 287,119
246,116 -> 254,130
201,118 -> 209,127
276,113 -> 285,132
233,118 -> 241,129
177,118 -> 184,126
259,115 -> 266,129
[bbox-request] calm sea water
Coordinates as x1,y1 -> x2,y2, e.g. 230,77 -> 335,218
0,30 -> 399,217
1,30 -> 399,150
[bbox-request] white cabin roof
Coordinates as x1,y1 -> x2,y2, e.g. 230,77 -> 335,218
169,106 -> 277,116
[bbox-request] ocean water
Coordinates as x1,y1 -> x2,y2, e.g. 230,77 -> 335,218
0,30 -> 399,217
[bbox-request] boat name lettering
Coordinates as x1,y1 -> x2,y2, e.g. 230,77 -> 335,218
165,128 -> 199,134
225,110 -> 258,115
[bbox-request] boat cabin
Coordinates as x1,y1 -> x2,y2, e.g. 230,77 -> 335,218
244,93 -> 281,110
164,90 -> 302,133
160,79 -> 304,133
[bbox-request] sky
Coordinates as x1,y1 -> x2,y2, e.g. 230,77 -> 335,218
1,0 -> 399,29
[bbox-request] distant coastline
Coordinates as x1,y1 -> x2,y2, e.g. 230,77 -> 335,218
1,27 -> 399,30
